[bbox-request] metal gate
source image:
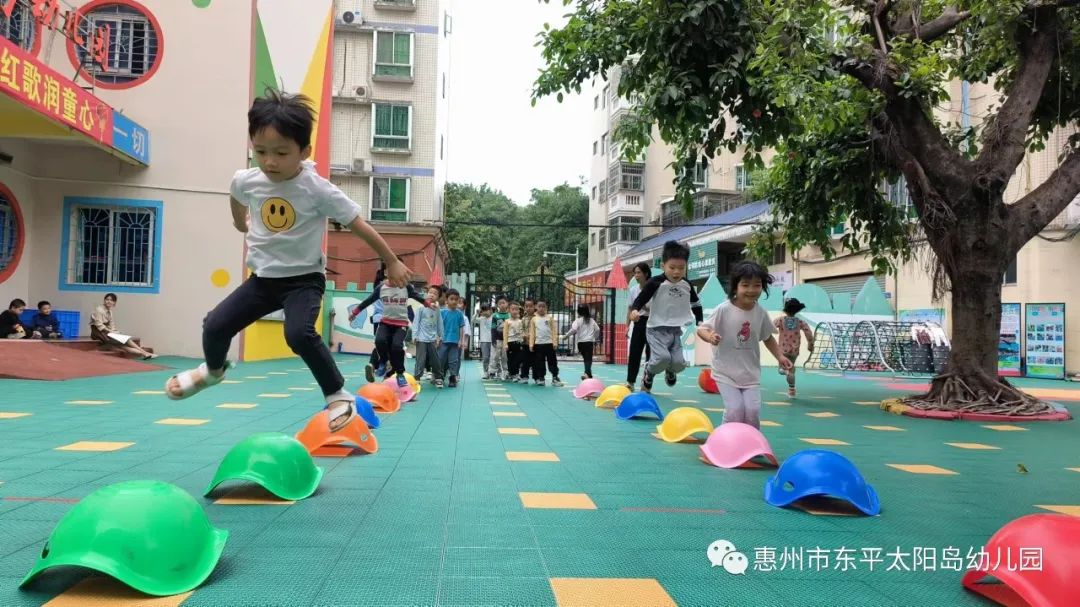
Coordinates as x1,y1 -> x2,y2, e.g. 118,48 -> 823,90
465,267 -> 617,364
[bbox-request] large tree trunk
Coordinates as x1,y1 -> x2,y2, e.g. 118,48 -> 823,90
901,223 -> 1056,415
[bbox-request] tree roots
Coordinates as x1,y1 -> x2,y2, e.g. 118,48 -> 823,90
899,371 -> 1057,416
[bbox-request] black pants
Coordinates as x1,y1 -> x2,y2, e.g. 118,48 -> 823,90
369,322 -> 382,369
532,343 -> 559,380
506,341 -> 523,377
579,342 -> 594,378
375,323 -> 407,377
203,272 -> 343,396
626,315 -> 651,384
518,343 -> 533,379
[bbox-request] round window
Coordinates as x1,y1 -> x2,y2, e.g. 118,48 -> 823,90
0,184 -> 25,284
66,0 -> 164,90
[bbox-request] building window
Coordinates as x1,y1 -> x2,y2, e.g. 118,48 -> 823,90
1,1 -> 36,53
608,216 -> 642,244
373,103 -> 411,151
735,165 -> 752,191
590,232 -> 596,245
61,198 -> 162,292
600,133 -> 607,156
440,135 -> 444,160
0,184 -> 24,283
884,176 -> 917,219
609,162 -> 644,192
444,11 -> 452,36
599,226 -> 606,249
602,86 -> 608,108
598,179 -> 607,201
1003,256 -> 1018,285
442,73 -> 446,98
374,31 -> 413,78
592,141 -> 597,155
594,96 -> 599,109
371,177 -> 409,222
692,161 -> 708,189
609,136 -> 619,158
72,1 -> 162,89
591,186 -> 597,201
771,244 -> 786,265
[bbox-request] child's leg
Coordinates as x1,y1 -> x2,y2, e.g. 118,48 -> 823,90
374,324 -> 393,377
169,277 -> 279,399
580,342 -> 594,377
785,354 -> 797,389
429,342 -> 445,380
447,345 -> 461,378
644,327 -> 673,375
546,344 -> 559,379
718,384 -> 748,425
626,318 -> 647,384
743,387 -> 762,428
520,344 -> 532,379
668,328 -> 687,374
507,342 -> 520,377
532,345 -> 546,380
481,342 -> 491,374
280,277 -> 351,414
414,340 -> 429,377
388,326 -> 407,376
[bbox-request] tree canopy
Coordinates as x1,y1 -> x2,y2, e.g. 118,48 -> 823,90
444,182 -> 589,284
533,0 -> 1080,413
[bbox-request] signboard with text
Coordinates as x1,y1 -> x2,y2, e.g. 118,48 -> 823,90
1025,303 -> 1066,379
998,303 -> 1022,377
0,35 -> 150,165
688,242 -> 718,280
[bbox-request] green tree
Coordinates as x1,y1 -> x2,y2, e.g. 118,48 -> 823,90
443,182 -> 589,282
533,0 -> 1080,413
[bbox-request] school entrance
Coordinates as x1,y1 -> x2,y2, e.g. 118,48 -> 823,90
465,266 -> 617,364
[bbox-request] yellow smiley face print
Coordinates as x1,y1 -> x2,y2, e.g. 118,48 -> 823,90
261,198 -> 296,232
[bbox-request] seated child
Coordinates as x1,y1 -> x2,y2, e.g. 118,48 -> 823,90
0,299 -> 27,339
31,301 -> 63,339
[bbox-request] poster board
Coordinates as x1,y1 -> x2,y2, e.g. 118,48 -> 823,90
998,303 -> 1022,377
1025,303 -> 1066,379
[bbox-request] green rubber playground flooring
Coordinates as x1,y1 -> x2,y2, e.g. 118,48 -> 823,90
1,355 -> 1078,606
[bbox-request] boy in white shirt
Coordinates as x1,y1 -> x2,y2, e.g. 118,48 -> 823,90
165,89 -> 411,432
528,300 -> 563,386
472,304 -> 493,379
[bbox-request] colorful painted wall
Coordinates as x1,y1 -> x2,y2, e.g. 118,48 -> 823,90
242,0 -> 338,361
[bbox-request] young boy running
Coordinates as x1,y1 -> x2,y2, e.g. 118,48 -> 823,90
165,89 -> 411,432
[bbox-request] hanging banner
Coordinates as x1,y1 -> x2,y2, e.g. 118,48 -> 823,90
901,308 -> 945,326
1025,303 -> 1066,379
998,303 -> 1022,377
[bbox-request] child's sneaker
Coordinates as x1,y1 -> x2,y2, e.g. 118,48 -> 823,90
664,371 -> 677,387
364,364 -> 375,383
788,387 -> 796,398
552,377 -> 564,387
435,379 -> 444,388
641,371 -> 654,393
534,379 -> 545,386
580,374 -> 588,381
448,376 -> 458,388
481,373 -> 489,380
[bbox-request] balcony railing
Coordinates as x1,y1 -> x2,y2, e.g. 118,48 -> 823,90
607,193 -> 643,216
374,0 -> 416,10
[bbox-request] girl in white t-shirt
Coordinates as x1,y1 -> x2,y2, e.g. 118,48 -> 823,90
564,304 -> 601,380
697,261 -> 792,428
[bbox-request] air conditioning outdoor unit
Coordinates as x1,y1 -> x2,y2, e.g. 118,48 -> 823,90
352,158 -> 366,173
338,9 -> 362,25
354,85 -> 371,99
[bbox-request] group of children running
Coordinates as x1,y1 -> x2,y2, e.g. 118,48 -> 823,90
624,240 -> 814,429
162,89 -> 815,434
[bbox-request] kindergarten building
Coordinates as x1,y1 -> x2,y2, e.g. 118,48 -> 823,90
0,0 -> 446,362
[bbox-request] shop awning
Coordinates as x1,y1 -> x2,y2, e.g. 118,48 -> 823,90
0,38 -> 149,166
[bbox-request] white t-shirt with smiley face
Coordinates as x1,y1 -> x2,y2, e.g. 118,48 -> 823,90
230,161 -> 361,278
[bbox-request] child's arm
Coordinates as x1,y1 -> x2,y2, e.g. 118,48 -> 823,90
629,276 -> 662,321
528,318 -> 536,349
765,335 -> 793,370
696,306 -> 722,345
503,321 -> 510,348
346,217 -> 411,287
458,316 -> 466,347
349,286 -> 381,320
551,318 -> 558,346
689,282 -> 704,325
229,197 -> 248,233
435,308 -> 444,346
407,285 -> 427,306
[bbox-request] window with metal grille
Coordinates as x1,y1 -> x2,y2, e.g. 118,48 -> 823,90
76,3 -> 160,85
884,176 -> 918,219
607,216 -> 641,244
374,31 -> 412,78
0,189 -> 21,278
68,205 -> 156,286
735,165 -> 752,191
692,161 -> 708,188
371,177 -> 409,222
373,103 -> 411,150
0,1 -> 35,52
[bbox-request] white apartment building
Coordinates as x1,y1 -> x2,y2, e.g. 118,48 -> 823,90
326,0 -> 452,287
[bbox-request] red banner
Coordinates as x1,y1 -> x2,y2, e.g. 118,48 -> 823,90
0,35 -> 113,147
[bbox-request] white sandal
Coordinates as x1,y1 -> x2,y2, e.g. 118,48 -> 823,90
166,362 -> 230,401
326,391 -> 356,432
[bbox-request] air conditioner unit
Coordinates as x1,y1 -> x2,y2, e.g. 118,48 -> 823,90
354,85 -> 371,98
352,158 -> 366,173
337,9 -> 362,25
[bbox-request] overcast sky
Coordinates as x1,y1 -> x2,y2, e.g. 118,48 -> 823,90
446,0 -> 593,206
